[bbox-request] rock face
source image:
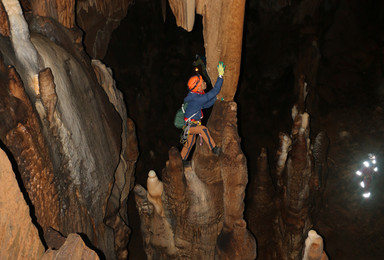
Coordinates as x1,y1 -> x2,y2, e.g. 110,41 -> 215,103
76,0 -> 134,59
0,0 -> 137,259
30,0 -> 76,28
0,147 -> 101,259
0,148 -> 46,260
169,0 -> 246,101
16,0 -> 133,59
41,233 -> 100,260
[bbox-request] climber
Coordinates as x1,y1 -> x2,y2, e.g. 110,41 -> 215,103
180,61 -> 225,162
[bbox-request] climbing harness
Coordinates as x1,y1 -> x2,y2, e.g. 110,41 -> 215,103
180,116 -> 199,144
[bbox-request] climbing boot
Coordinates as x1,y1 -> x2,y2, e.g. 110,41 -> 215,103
212,146 -> 222,156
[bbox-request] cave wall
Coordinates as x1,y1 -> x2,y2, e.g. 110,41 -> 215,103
0,147 -> 46,259
0,0 -> 137,259
0,147 -> 100,259
76,0 -> 134,59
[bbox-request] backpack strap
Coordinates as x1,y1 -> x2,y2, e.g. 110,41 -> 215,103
186,111 -> 198,122
182,103 -> 198,122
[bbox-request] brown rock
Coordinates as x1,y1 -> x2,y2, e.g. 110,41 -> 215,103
1,1 -> 136,258
0,2 -> 10,37
135,101 -> 256,259
2,66 -> 60,232
245,76 -> 329,259
303,230 -> 329,260
41,233 -> 99,260
76,0 -> 134,58
30,0 -> 75,28
168,0 -> 245,100
0,148 -> 45,260
38,67 -> 58,124
44,227 -> 66,250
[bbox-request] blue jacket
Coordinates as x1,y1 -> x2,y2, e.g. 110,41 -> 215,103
184,76 -> 223,121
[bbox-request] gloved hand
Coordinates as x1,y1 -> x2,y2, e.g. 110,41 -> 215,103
217,61 -> 225,77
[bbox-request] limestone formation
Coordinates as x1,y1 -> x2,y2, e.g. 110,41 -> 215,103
134,1 -> 256,258
41,233 -> 100,260
246,76 -> 329,260
38,67 -> 58,124
2,0 -> 40,92
0,1 -> 136,258
0,148 -> 45,260
76,0 -> 134,58
92,59 -> 139,259
168,0 -> 195,32
0,2 -> 10,36
146,170 -> 165,217
168,0 -> 246,101
135,101 -> 256,259
302,230 -> 328,260
1,65 -> 60,232
30,0 -> 75,28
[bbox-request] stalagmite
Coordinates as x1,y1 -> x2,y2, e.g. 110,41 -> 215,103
147,170 -> 164,217
276,132 -> 292,188
302,230 -> 328,260
134,184 -> 177,259
245,73 -> 329,259
135,101 -> 256,259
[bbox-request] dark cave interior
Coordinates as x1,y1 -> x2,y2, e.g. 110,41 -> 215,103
102,0 -> 384,259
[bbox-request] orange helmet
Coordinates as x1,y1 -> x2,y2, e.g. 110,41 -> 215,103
187,75 -> 202,91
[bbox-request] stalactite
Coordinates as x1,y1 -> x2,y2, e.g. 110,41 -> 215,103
38,67 -> 57,124
168,0 -> 195,32
2,0 -> 40,94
